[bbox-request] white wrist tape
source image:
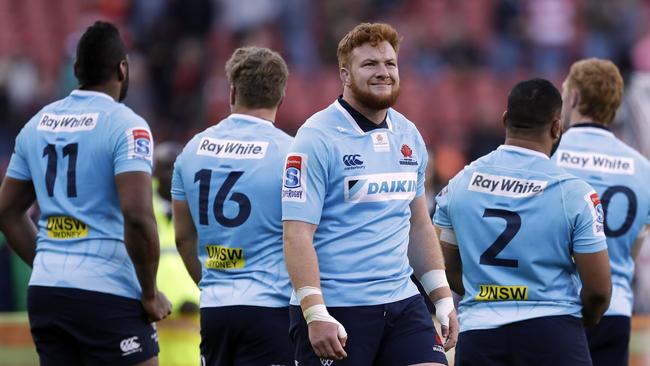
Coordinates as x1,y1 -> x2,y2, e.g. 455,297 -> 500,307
440,228 -> 457,245
419,269 -> 449,295
434,297 -> 454,327
303,304 -> 348,339
296,286 -> 322,302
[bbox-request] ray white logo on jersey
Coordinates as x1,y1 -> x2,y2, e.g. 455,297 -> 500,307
37,113 -> 99,132
468,172 -> 548,198
344,172 -> 417,202
556,149 -> 635,175
196,137 -> 268,159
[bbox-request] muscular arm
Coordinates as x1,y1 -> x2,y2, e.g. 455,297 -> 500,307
408,196 -> 458,349
435,226 -> 464,295
0,177 -> 37,266
283,220 -> 323,309
116,172 -> 172,322
172,199 -> 201,285
283,220 -> 347,359
574,250 -> 611,327
408,196 -> 453,302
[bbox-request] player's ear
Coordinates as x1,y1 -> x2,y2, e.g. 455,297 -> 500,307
501,110 -> 508,127
117,59 -> 127,82
229,85 -> 236,106
340,67 -> 351,86
570,89 -> 580,109
73,60 -> 81,81
551,118 -> 562,139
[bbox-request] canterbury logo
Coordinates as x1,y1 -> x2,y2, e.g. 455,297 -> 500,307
320,359 -> 334,366
120,336 -> 141,353
342,154 -> 363,167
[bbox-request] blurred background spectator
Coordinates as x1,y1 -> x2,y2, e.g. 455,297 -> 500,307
1,0 -> 650,315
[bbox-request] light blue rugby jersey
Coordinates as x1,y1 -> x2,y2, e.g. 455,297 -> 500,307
6,90 -> 154,299
282,99 -> 427,307
555,125 -> 650,317
171,114 -> 293,308
434,145 -> 607,331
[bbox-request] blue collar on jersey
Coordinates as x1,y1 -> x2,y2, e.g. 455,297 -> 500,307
71,89 -> 115,102
337,95 -> 388,132
497,145 -> 550,160
229,113 -> 275,126
570,122 -> 611,131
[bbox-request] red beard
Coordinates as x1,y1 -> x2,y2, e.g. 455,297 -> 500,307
349,74 -> 400,110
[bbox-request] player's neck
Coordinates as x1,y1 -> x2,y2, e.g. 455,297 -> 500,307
78,83 -> 120,102
504,137 -> 551,157
569,111 -> 604,127
231,105 -> 277,124
341,91 -> 387,124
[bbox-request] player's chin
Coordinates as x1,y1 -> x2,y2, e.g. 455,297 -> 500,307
369,85 -> 393,95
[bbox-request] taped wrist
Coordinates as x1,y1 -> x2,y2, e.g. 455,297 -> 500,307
303,304 -> 348,339
296,286 -> 322,302
434,297 -> 454,327
419,269 -> 449,295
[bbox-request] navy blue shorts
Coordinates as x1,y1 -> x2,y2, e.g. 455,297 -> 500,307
585,315 -> 630,366
27,285 -> 159,366
200,305 -> 293,366
455,315 -> 591,366
289,295 -> 448,366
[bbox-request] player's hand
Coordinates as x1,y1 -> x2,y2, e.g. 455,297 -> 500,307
141,290 -> 173,322
308,321 -> 348,360
441,309 -> 458,351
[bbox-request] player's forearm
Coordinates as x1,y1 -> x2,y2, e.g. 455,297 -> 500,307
408,223 -> 446,275
283,221 -> 324,310
0,213 -> 37,267
445,267 -> 464,296
408,198 -> 446,277
580,289 -> 610,327
176,237 -> 201,285
124,216 -> 160,299
439,239 -> 464,295
407,220 -> 455,306
574,250 -> 611,327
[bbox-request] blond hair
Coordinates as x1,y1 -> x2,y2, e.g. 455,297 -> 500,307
225,47 -> 288,109
565,58 -> 624,124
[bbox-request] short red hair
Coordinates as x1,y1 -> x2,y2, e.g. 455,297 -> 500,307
336,23 -> 401,69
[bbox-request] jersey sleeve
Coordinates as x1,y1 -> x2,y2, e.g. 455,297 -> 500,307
433,180 -> 454,229
565,180 -> 607,253
281,126 -> 329,225
110,109 -> 154,175
415,132 -> 428,198
171,156 -> 186,201
5,125 -> 32,180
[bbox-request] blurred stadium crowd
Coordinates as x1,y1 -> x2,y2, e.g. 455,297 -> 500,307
1,0 -> 650,313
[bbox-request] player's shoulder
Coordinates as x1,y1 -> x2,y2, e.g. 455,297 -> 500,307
21,97 -> 67,131
181,124 -> 216,155
106,103 -> 149,129
613,137 -> 650,171
295,106 -> 339,141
